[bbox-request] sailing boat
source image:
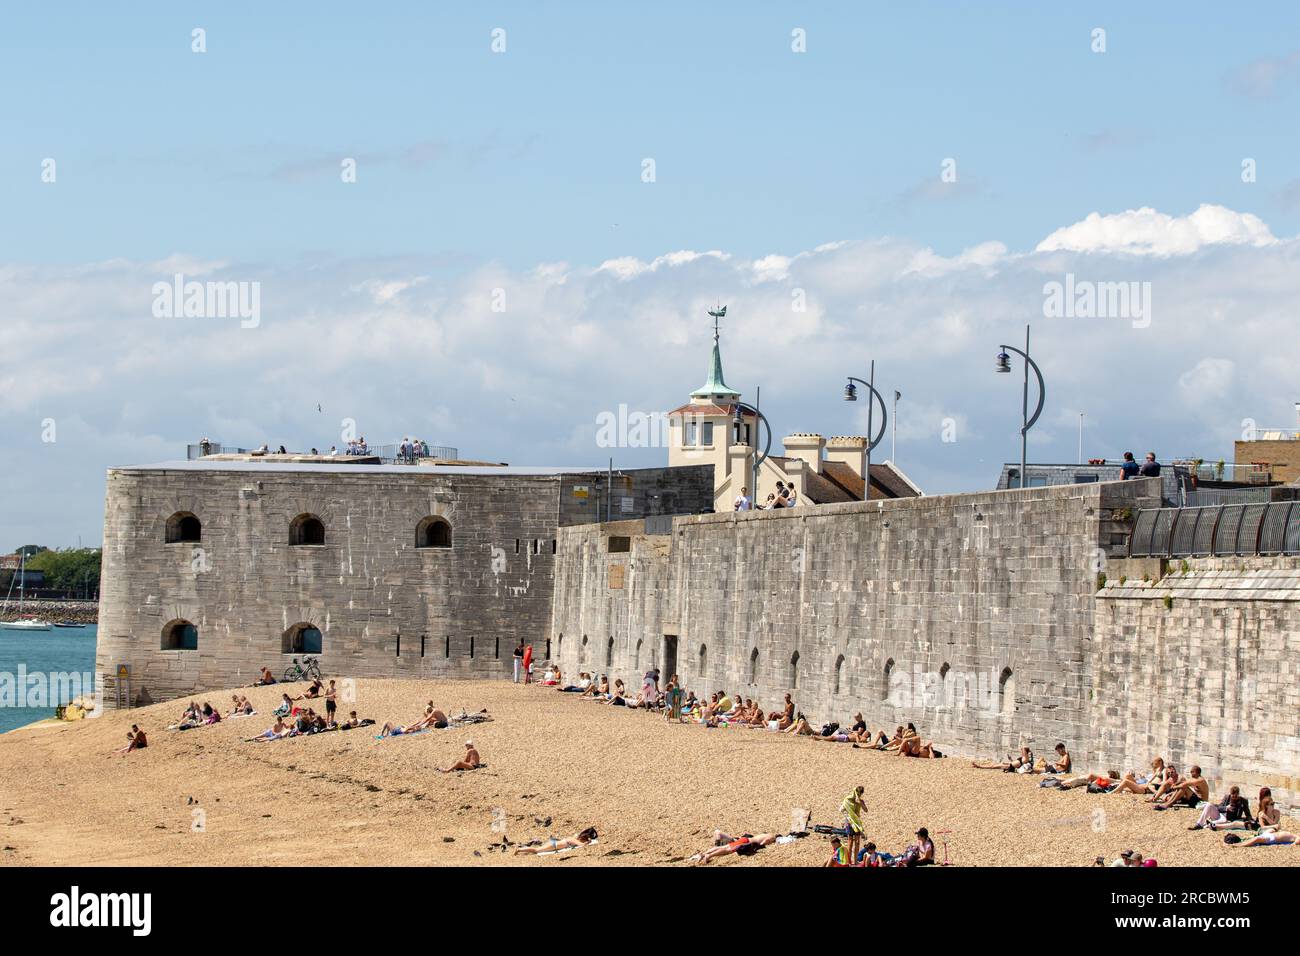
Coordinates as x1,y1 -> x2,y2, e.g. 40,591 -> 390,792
0,551 -> 52,631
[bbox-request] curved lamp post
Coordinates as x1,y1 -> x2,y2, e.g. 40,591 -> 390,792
842,359 -> 889,492
995,324 -> 1046,489
732,400 -> 772,508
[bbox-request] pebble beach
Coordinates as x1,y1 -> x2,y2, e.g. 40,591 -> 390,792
0,678 -> 1294,867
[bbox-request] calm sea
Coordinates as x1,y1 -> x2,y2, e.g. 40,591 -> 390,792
0,623 -> 98,733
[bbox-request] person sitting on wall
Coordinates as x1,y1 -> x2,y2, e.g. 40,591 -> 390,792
1154,765 -> 1210,810
255,667 -> 276,686
1139,452 -> 1162,477
1119,451 -> 1140,480
437,740 -> 481,773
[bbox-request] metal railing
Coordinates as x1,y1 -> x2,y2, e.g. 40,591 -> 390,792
187,441 -> 458,463
1129,501 -> 1300,557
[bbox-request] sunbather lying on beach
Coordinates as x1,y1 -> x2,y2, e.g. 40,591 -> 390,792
436,740 -> 481,772
1058,770 -> 1121,791
1231,794 -> 1295,845
688,830 -> 781,864
514,826 -> 598,855
972,746 -> 1034,772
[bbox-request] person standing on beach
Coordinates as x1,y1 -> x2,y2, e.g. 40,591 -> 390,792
841,785 -> 866,863
513,642 -> 525,683
324,680 -> 338,726
522,642 -> 534,684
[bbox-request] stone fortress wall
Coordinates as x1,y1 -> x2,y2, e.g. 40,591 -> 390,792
96,462 -> 712,706
550,478 -> 1300,808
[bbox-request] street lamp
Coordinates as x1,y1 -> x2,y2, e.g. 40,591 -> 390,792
995,324 -> 1045,489
842,359 -> 889,491
732,400 -> 772,508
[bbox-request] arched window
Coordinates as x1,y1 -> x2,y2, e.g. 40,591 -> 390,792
161,619 -> 198,650
789,650 -> 800,689
698,643 -> 708,679
289,513 -> 325,546
165,512 -> 202,543
882,657 -> 895,701
282,623 -> 322,654
606,636 -> 615,667
833,654 -> 845,695
999,667 -> 1015,716
635,638 -> 643,669
416,516 -> 452,549
939,662 -> 951,708
748,647 -> 759,685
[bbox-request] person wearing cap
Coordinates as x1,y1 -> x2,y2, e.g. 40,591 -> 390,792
438,740 -> 481,773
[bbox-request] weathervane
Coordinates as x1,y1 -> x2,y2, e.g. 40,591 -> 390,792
707,303 -> 727,342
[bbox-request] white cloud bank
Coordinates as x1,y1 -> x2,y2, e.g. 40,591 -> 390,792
1036,204 -> 1277,257
3,205 -> 1299,548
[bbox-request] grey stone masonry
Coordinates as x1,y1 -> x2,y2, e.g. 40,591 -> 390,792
552,478 -> 1162,766
96,462 -> 712,706
1095,556 -> 1300,808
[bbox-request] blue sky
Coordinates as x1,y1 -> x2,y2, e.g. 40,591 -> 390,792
6,2 -> 1299,266
4,2 -> 1300,550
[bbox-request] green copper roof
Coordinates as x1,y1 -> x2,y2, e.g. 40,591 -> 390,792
691,336 -> 741,399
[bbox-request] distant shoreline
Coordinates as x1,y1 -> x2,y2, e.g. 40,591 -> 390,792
1,599 -> 97,624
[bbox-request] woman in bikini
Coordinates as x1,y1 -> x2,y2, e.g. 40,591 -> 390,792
1112,757 -> 1166,795
515,827 -> 598,855
1235,794 -> 1295,845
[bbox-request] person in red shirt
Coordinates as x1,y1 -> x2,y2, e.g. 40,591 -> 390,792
522,643 -> 534,684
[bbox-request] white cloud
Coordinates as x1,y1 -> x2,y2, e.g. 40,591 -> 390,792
1177,358 -> 1236,405
5,204 -> 1299,550
1036,204 -> 1277,257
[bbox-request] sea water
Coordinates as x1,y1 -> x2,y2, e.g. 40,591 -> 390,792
0,623 -> 97,733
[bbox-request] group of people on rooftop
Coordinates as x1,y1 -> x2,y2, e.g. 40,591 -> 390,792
732,481 -> 798,511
